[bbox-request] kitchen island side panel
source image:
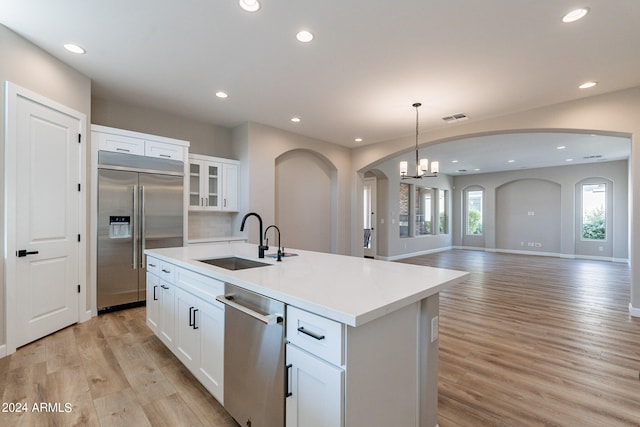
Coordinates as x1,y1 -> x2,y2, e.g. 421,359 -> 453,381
345,301 -> 421,427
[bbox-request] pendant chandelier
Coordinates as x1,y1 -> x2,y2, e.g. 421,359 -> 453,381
400,102 -> 439,179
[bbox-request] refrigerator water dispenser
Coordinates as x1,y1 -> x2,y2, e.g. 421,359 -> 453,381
109,216 -> 131,238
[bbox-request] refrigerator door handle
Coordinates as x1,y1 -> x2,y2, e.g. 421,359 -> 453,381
141,185 -> 146,269
132,184 -> 138,270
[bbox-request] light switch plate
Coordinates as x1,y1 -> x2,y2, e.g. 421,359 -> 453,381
431,316 -> 439,343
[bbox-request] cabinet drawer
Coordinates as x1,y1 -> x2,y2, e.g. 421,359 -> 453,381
97,132 -> 145,156
145,140 -> 184,161
176,267 -> 224,301
146,257 -> 161,276
287,306 -> 343,366
158,261 -> 176,282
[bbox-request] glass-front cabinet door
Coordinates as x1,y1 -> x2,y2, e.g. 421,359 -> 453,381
189,159 -> 222,211
188,154 -> 238,212
189,162 -> 202,209
205,162 -> 221,209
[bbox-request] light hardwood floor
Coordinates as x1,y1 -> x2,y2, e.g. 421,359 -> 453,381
399,250 -> 640,427
0,306 -> 237,427
1,250 -> 638,426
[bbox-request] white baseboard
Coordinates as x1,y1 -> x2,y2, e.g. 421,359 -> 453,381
79,309 -> 94,323
0,344 -> 7,359
452,246 -> 628,263
379,246 -> 452,261
629,303 -> 640,318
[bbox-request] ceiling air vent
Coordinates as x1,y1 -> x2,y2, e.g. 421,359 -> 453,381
583,154 -> 603,159
442,113 -> 468,123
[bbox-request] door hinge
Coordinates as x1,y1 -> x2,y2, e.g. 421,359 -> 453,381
78,234 -> 81,242
77,285 -> 81,293
78,133 -> 81,143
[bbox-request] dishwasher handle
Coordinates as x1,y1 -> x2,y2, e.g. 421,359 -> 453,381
216,295 -> 283,325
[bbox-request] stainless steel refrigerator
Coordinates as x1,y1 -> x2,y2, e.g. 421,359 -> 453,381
97,151 -> 184,312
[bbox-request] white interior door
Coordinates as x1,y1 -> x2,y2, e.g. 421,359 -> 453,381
6,83 -> 83,350
363,177 -> 377,258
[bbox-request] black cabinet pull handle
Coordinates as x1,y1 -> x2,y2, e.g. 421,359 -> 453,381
192,309 -> 199,329
160,284 -> 169,290
285,364 -> 293,398
153,285 -> 158,301
161,268 -> 171,274
297,326 -> 325,341
189,306 -> 194,326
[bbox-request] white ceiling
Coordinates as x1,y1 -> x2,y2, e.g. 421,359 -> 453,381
1,0 -> 637,172
422,131 -> 629,176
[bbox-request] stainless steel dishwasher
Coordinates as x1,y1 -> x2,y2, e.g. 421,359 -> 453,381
216,284 -> 285,427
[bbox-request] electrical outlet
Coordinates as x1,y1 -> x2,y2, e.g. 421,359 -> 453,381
431,316 -> 439,343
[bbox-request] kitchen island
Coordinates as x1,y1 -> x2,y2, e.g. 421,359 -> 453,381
145,242 -> 468,427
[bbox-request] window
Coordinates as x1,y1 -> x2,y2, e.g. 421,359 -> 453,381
466,189 -> 483,235
399,183 -> 410,237
581,183 -> 606,240
415,186 -> 433,235
400,183 -> 449,238
439,189 -> 448,234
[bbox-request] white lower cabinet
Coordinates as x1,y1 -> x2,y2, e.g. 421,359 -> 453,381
146,256 -> 225,405
146,272 -> 160,332
158,279 -> 175,348
174,287 -> 224,403
286,344 -> 344,427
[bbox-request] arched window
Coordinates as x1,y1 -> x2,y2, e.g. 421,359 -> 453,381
580,182 -> 607,241
465,187 -> 484,236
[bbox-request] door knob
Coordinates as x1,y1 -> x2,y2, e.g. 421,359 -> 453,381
17,249 -> 39,257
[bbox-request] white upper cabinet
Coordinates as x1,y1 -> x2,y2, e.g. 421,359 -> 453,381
145,140 -> 184,161
189,154 -> 239,212
92,125 -> 189,161
222,162 -> 238,211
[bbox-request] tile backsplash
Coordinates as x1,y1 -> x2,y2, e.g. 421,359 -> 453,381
188,212 -> 234,239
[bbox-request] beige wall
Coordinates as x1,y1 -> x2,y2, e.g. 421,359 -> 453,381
275,149 -> 335,252
0,24 -> 92,347
233,122 -> 352,255
450,160 -> 627,259
92,96 -> 234,158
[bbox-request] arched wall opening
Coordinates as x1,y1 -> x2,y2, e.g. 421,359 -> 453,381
275,149 -> 338,253
495,179 -> 562,253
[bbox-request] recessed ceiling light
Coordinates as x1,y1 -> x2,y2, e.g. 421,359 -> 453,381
557,145 -> 566,150
215,91 -> 228,99
508,159 -> 515,163
579,81 -> 597,89
296,30 -> 314,43
64,43 -> 86,54
291,117 -> 301,123
451,160 -> 459,163
562,7 -> 589,23
474,168 -> 481,171
239,0 -> 260,12
566,158 -> 574,162
354,138 -> 363,142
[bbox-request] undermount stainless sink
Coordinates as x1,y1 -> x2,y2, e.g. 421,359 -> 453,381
198,256 -> 272,271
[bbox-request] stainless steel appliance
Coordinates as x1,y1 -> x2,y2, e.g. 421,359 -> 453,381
97,151 -> 184,311
216,284 -> 285,427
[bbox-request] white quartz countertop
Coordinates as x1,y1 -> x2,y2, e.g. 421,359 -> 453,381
146,243 -> 469,327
